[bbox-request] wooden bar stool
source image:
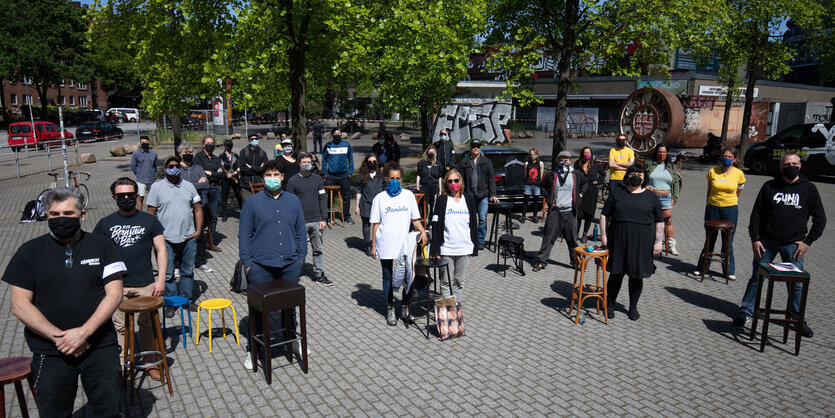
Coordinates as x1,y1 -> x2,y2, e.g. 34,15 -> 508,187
414,192 -> 427,227
196,298 -> 240,353
0,357 -> 36,418
119,296 -> 173,405
247,279 -> 308,384
324,185 -> 344,228
697,219 -> 734,284
569,246 -> 609,325
749,263 -> 810,355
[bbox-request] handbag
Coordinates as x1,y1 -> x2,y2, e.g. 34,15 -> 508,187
434,296 -> 465,341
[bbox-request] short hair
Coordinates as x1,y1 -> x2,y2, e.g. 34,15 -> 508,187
177,143 -> 193,153
164,155 -> 181,166
721,146 -> 738,159
110,177 -> 138,195
202,135 -> 215,144
263,159 -> 282,174
625,164 -> 648,186
780,152 -> 800,165
297,152 -> 313,162
44,186 -> 85,213
139,135 -> 150,142
331,128 -> 341,135
248,133 -> 260,140
383,161 -> 401,178
616,134 -> 627,141
384,131 -> 394,141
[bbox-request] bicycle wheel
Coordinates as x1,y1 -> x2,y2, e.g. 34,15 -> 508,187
598,183 -> 609,205
77,184 -> 90,210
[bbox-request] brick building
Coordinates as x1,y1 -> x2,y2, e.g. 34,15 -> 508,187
1,77 -> 108,120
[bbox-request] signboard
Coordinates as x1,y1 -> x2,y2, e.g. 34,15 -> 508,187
698,85 -> 759,98
673,49 -> 720,72
212,99 -> 224,126
637,80 -> 688,95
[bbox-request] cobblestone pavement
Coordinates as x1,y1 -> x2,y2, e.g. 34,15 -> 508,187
0,137 -> 833,417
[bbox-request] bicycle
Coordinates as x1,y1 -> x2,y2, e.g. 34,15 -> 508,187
38,171 -> 91,210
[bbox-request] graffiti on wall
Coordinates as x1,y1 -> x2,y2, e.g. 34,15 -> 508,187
433,101 -> 512,145
676,96 -> 770,147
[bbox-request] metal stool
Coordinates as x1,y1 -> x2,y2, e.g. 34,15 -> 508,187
412,258 -> 453,339
0,357 -> 37,418
324,185 -> 344,227
698,219 -> 734,283
247,279 -> 308,384
570,246 -> 609,324
750,263 -> 810,355
488,201 -> 514,252
497,234 -> 525,277
196,298 -> 240,353
119,296 -> 173,404
162,296 -> 192,348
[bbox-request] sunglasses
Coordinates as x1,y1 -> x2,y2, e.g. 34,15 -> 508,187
470,145 -> 481,149
115,193 -> 138,199
447,178 -> 460,184
65,246 -> 73,270
167,164 -> 180,169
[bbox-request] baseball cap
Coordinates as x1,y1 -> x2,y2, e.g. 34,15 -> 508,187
470,139 -> 482,148
281,138 -> 292,145
558,151 -> 572,159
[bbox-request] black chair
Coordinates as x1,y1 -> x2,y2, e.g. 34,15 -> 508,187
497,234 -> 525,277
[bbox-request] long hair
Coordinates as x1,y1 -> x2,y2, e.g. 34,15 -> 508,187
575,146 -> 592,170
441,168 -> 465,197
652,144 -> 668,163
358,154 -> 380,186
424,144 -> 437,160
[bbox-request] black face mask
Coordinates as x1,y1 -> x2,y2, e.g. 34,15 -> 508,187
782,165 -> 800,181
49,216 -> 81,240
182,154 -> 194,163
368,162 -> 378,170
225,144 -> 233,152
627,174 -> 643,187
117,197 -> 137,212
332,135 -> 342,142
141,143 -> 150,150
617,139 -> 626,147
204,144 -> 215,154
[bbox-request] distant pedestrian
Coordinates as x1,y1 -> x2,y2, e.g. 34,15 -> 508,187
193,136 -> 225,251
522,148 -> 545,223
694,147 -> 746,280
239,133 -> 269,200
311,119 -> 324,154
574,146 -> 604,242
322,128 -> 355,224
458,139 -> 498,250
179,144 -> 213,272
372,130 -> 401,164
533,151 -> 586,272
416,145 -> 442,219
220,139 -> 243,221
644,144 -> 681,255
130,135 -> 157,211
355,154 -> 385,256
286,152 -> 332,286
430,169 -> 478,302
608,134 -> 634,187
433,129 -> 455,173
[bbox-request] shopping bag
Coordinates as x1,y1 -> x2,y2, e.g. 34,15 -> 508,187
434,296 -> 465,341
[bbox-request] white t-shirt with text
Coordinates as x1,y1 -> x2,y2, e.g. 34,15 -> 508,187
440,196 -> 474,256
370,189 -> 420,260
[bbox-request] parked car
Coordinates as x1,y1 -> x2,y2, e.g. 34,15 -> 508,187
105,110 -> 128,123
7,121 -> 75,151
75,121 -> 124,142
456,146 -> 530,203
183,116 -> 205,130
107,107 -> 140,123
744,122 -> 835,177
67,111 -> 100,126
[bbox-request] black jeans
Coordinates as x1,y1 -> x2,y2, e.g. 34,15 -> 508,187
537,210 -> 578,265
325,173 -> 352,219
220,179 -> 243,216
32,345 -> 122,417
361,216 -> 372,244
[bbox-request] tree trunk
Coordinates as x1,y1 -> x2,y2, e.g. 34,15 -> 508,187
738,61 -> 758,166
0,80 -> 7,121
720,79 -> 735,145
289,45 -> 307,152
36,83 -> 49,119
550,0 -> 579,170
323,78 -> 336,119
377,94 -> 386,133
171,114 -> 183,155
419,98 -> 431,149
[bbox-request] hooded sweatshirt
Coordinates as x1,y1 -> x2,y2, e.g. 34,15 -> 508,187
748,175 -> 826,246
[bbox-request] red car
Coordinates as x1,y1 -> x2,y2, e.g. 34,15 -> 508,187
7,121 -> 75,152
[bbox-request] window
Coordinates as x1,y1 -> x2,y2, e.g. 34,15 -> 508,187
60,80 -> 65,87
45,124 -> 56,132
23,76 -> 31,85
69,96 -> 75,105
78,96 -> 88,107
59,96 -> 65,105
23,95 -> 33,105
10,94 -> 17,105
77,82 -> 88,90
10,125 -> 31,134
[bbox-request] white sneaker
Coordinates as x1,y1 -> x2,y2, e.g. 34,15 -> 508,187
692,270 -> 702,276
197,264 -> 213,273
173,268 -> 180,278
243,354 -> 253,371
291,340 -> 310,356
728,275 -> 736,280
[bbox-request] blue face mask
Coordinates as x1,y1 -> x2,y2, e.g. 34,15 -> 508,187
250,140 -> 259,147
386,178 -> 402,197
721,157 -> 733,167
264,177 -> 281,191
378,139 -> 384,144
301,164 -> 313,172
165,167 -> 181,177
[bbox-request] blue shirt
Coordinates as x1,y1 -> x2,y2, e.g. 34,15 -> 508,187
130,149 -> 158,184
238,190 -> 307,269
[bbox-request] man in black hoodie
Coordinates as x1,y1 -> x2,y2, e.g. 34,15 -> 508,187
733,153 -> 826,337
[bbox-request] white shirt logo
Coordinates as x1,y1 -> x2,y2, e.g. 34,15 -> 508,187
80,258 -> 101,266
773,192 -> 802,209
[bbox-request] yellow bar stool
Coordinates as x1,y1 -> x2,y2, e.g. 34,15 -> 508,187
195,298 -> 240,353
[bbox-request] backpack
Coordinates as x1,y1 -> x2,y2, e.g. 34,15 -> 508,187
229,259 -> 247,293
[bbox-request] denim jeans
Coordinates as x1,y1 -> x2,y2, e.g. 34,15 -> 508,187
305,222 -> 325,277
476,196 -> 488,245
201,186 -> 220,241
32,345 -> 121,417
165,239 -> 196,300
246,260 -> 303,352
696,204 -> 738,275
738,239 -> 805,317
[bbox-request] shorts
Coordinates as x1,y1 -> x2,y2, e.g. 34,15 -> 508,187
523,185 -> 541,196
137,182 -> 153,197
656,193 -> 672,210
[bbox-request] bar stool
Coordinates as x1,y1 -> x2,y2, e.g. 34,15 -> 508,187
324,185 -> 344,227
569,246 -> 609,325
488,201 -> 514,252
119,296 -> 173,404
749,263 -> 810,355
697,219 -> 734,284
0,357 -> 36,418
497,234 -> 525,277
414,192 -> 427,227
247,280 -> 308,384
196,298 -> 240,353
412,258 -> 453,340
162,296 -> 192,348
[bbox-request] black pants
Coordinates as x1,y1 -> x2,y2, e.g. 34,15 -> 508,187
576,212 -> 595,239
536,210 -> 578,265
32,345 -> 122,417
313,135 -> 323,154
607,274 -> 643,312
220,178 -> 243,216
325,173 -> 352,219
361,216 -> 372,244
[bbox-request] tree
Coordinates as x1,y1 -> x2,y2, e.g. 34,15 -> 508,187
487,0 -> 717,167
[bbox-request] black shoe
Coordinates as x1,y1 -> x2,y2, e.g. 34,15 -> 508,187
732,314 -> 750,328
400,304 -> 413,325
164,306 -> 177,319
386,307 -> 397,326
346,217 -> 356,225
800,322 -> 814,338
520,216 -> 526,224
606,305 -> 615,319
532,262 -> 546,272
222,216 -> 228,222
478,243 -> 485,251
314,275 -> 334,286
628,308 -> 640,321
531,217 -> 539,223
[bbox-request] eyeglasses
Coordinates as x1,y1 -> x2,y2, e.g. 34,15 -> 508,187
470,145 -> 481,149
447,178 -> 460,184
65,246 -> 72,269
115,193 -> 137,199
167,164 -> 180,169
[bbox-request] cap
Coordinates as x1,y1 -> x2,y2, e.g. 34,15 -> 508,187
281,138 -> 292,145
248,133 -> 260,140
557,150 -> 572,159
164,155 -> 181,166
470,139 -> 482,148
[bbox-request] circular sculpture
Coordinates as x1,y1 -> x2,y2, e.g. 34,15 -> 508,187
618,87 -> 684,154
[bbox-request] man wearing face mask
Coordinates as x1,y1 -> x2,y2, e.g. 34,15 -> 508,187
433,128 -> 455,172
608,134 -> 635,187
3,187 -> 127,417
93,177 -> 167,380
193,136 -> 225,251
733,153 -> 826,337
147,156 -> 204,310
130,135 -> 158,211
372,130 -> 401,164
322,128 -> 355,224
458,139 -> 499,250
311,119 -> 324,154
239,160 -> 307,370
533,151 -> 586,271
220,139 -> 243,221
285,152 -> 332,286
240,133 -> 269,200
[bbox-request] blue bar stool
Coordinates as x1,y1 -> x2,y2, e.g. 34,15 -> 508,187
162,296 -> 192,348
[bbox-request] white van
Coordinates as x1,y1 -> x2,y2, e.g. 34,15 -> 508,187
107,108 -> 140,123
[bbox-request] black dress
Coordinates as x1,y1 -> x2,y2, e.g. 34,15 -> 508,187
417,159 -> 441,214
576,162 -> 603,218
601,187 -> 663,278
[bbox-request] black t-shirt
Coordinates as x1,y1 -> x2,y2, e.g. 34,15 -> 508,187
601,187 -> 663,224
276,155 -> 301,180
93,211 -> 165,287
417,160 -> 441,187
2,232 -> 127,355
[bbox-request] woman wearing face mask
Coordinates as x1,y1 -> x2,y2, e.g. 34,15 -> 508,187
574,147 -> 603,242
600,165 -> 664,321
355,155 -> 385,256
644,144 -> 681,255
429,169 -> 478,302
220,140 -> 243,221
694,147 -> 746,280
433,129 -> 455,172
275,138 -> 300,179
522,148 -> 545,222
371,131 -> 401,164
416,145 -> 442,218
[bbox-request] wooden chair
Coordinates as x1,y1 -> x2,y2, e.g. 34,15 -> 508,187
0,357 -> 37,418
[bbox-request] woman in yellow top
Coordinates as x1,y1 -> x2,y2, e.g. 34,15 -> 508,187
694,147 -> 746,279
